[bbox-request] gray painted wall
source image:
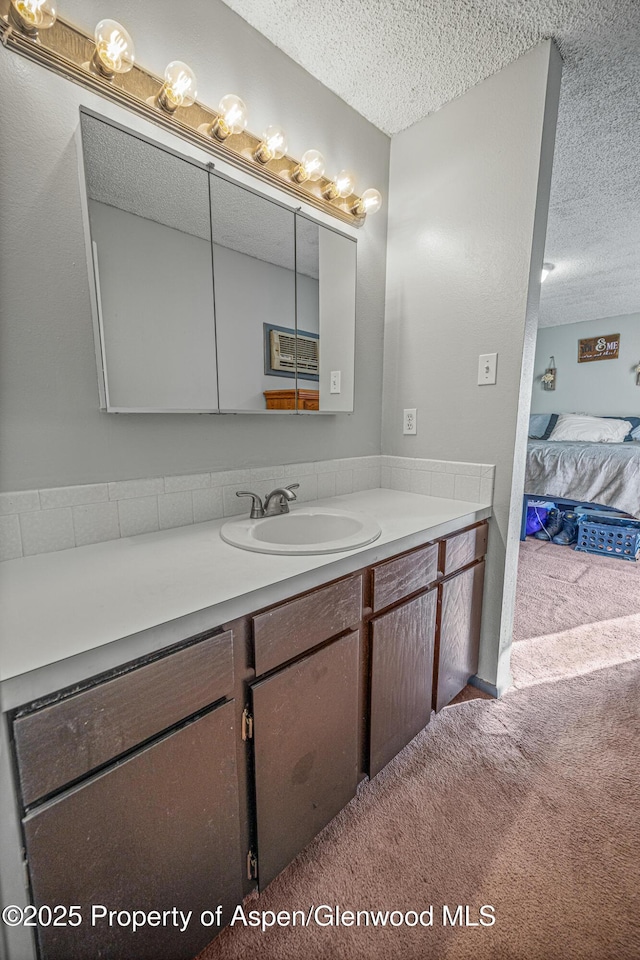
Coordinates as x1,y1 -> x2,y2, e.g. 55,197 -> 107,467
381,42 -> 562,692
0,0 -> 389,491
532,313 -> 640,416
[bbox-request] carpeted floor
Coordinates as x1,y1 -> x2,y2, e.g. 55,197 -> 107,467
199,542 -> 640,960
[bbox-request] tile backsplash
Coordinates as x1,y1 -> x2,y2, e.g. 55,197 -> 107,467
0,456 -> 494,561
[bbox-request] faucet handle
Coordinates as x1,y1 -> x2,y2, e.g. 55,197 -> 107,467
236,491 -> 265,519
285,483 -> 299,496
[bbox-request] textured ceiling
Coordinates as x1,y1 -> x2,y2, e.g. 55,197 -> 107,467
222,0 -> 640,327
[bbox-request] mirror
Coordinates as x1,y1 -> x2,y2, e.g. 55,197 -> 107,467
79,112 -> 357,415
296,215 -> 357,413
209,175 -> 297,413
80,112 -> 218,412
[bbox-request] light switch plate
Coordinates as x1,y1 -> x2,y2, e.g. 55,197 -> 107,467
478,353 -> 498,385
403,408 -> 417,435
330,370 -> 341,394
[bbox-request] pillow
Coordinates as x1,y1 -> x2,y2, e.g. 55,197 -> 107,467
548,414 -> 633,444
632,424 -> 640,442
604,416 -> 640,441
529,413 -> 558,440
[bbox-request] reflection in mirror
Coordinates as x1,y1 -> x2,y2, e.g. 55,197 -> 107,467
80,113 -> 218,411
296,216 -> 357,413
210,175 -> 297,412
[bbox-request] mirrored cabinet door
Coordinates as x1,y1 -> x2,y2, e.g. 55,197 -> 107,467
80,113 -> 219,412
210,174 -> 298,413
296,215 -> 357,413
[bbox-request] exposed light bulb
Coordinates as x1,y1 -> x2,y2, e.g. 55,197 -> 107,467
92,19 -> 135,78
255,125 -> 288,164
9,0 -> 56,35
210,94 -> 247,140
352,188 -> 382,217
292,149 -> 326,184
541,262 -> 555,283
324,169 -> 355,200
157,61 -> 198,113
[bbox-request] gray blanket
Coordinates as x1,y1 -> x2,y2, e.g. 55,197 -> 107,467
526,440 -> 640,519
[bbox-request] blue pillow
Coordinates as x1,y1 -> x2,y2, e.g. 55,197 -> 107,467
604,416 -> 640,441
529,413 -> 558,440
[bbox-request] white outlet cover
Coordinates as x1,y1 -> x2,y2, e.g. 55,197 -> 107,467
403,408 -> 417,435
330,370 -> 341,394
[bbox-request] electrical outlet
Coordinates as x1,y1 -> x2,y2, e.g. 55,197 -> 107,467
403,408 -> 417,435
478,353 -> 498,385
330,370 -> 341,394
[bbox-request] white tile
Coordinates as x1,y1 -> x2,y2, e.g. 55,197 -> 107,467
158,492 -> 193,530
118,497 -> 159,537
352,466 -> 380,492
251,465 -> 285,482
20,508 -> 74,556
479,477 -> 495,504
284,462 -> 316,477
164,473 -> 211,493
454,475 -> 482,501
431,473 -> 455,498
390,468 -> 413,492
210,469 -> 252,488
380,465 -> 392,488
0,515 -> 23,561
410,471 -> 432,496
108,478 -> 164,501
294,474 -> 318,502
446,461 -> 482,476
315,459 -> 341,474
73,501 -> 120,547
335,470 -> 353,495
192,487 -> 224,523
0,490 -> 40,515
40,484 -> 108,509
428,460 -> 447,473
316,472 -> 337,499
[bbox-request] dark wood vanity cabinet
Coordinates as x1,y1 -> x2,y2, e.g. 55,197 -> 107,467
10,520 -> 488,960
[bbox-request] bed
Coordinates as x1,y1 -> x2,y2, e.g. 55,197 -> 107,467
525,438 -> 640,519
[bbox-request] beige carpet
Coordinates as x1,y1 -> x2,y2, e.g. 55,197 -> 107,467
199,543 -> 640,960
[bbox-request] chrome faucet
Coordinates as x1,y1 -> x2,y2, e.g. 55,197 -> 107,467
236,483 -> 299,519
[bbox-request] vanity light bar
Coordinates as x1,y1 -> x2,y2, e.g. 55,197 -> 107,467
0,1 -> 382,226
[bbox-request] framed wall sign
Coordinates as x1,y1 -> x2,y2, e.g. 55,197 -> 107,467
578,334 -> 620,362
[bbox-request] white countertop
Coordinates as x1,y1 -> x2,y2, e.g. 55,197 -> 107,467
0,489 -> 491,687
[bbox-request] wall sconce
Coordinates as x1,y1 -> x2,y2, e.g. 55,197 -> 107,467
207,94 -> 247,140
255,126 -> 288,164
157,61 -> 197,113
324,170 -> 355,201
0,1 -> 382,225
91,19 -> 135,79
292,149 -> 325,184
541,357 -> 556,391
8,0 -> 56,36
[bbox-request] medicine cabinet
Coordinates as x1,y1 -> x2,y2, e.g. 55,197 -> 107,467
79,110 -> 357,415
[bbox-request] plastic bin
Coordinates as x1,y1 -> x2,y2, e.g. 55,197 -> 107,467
575,512 -> 640,562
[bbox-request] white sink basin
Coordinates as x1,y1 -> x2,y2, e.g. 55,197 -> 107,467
220,506 -> 382,555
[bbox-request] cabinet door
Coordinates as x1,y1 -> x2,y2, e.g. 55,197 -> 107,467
23,702 -> 242,960
436,560 -> 485,711
251,631 -> 360,889
369,591 -> 437,778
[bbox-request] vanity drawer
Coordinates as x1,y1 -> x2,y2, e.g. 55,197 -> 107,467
14,630 -> 233,807
442,522 -> 488,577
253,575 -> 363,676
371,542 -> 439,612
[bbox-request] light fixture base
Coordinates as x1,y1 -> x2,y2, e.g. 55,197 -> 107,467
90,50 -> 116,81
7,4 -> 38,36
254,142 -> 273,164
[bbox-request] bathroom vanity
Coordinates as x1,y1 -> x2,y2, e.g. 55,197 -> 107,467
0,490 -> 489,960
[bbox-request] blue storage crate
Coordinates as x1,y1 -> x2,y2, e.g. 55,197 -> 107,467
575,512 -> 640,561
